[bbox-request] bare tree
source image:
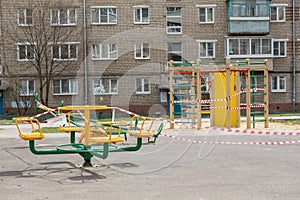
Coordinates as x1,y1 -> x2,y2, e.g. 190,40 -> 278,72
1,0 -> 83,110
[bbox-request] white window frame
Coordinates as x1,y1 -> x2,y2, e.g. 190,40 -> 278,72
197,40 -> 216,58
20,80 -> 35,96
136,78 -> 150,94
196,5 -> 216,24
270,4 -> 287,22
50,9 -> 77,26
52,42 -> 79,61
201,76 -> 210,93
166,7 -> 182,34
273,39 -> 287,57
92,43 -> 118,60
53,79 -> 78,95
271,76 -> 286,93
133,6 -> 150,24
91,6 -> 117,25
17,43 -> 35,61
18,8 -> 33,26
134,43 -> 150,59
160,91 -> 168,103
93,79 -> 118,95
226,37 -> 272,58
167,42 -> 182,63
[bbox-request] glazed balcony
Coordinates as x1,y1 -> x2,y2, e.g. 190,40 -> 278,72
228,0 -> 270,35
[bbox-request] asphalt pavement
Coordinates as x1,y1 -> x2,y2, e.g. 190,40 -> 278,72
0,124 -> 299,200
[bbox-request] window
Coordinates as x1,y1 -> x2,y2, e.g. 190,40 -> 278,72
91,7 -> 117,24
196,5 -> 215,23
92,43 -> 118,60
271,76 -> 286,92
160,91 -> 168,103
198,40 -> 216,58
231,0 -> 269,18
136,78 -> 150,94
52,43 -> 78,60
167,42 -> 182,62
93,79 -> 118,95
201,76 -> 210,93
18,8 -> 33,26
53,79 -> 78,95
240,74 -> 257,91
134,6 -> 149,24
227,38 -> 272,57
51,9 -> 77,25
135,43 -> 150,59
270,5 -> 286,22
273,40 -> 287,57
166,7 -> 182,34
20,80 -> 34,96
17,43 -> 35,61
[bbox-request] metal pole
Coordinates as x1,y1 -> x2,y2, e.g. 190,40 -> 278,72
292,0 -> 296,110
83,0 -> 88,105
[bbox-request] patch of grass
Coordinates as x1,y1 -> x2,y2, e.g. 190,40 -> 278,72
269,112 -> 300,117
271,119 -> 300,125
41,127 -> 60,133
0,120 -> 15,126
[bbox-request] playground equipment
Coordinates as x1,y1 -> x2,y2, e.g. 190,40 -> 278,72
167,58 -> 269,129
14,103 -> 164,167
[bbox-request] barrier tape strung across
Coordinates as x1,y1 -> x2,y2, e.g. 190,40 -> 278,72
171,88 -> 264,104
35,101 -> 300,145
115,105 -> 300,138
161,133 -> 300,145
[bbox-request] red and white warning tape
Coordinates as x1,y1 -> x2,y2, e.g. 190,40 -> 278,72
161,133 -> 300,145
171,88 -> 265,104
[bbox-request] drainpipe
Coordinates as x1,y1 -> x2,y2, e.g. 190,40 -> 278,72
292,0 -> 296,110
83,0 -> 88,105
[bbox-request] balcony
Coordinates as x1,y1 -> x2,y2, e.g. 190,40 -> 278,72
228,0 -> 270,35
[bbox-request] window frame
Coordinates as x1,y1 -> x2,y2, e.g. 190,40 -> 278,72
271,76 -> 286,93
17,8 -> 33,26
20,80 -> 35,96
166,7 -> 182,34
136,78 -> 151,94
93,78 -> 118,95
226,37 -> 273,58
270,4 -> 287,22
167,42 -> 182,63
92,43 -> 118,60
197,40 -> 216,58
52,79 -> 78,95
17,43 -> 35,61
133,6 -> 150,24
50,9 -> 77,26
134,43 -> 150,59
91,6 -> 117,25
273,39 -> 287,57
51,42 -> 79,61
196,5 -> 216,24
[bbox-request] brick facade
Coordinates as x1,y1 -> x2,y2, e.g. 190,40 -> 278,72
0,0 -> 300,116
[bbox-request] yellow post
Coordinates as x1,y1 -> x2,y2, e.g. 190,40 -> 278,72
225,58 -> 231,128
197,68 -> 202,129
235,71 -> 241,128
169,65 -> 175,129
264,60 -> 269,128
209,73 -> 214,127
191,67 -> 196,127
246,59 -> 251,129
84,108 -> 90,146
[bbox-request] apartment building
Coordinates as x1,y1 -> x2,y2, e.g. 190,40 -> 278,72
0,0 -> 299,116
